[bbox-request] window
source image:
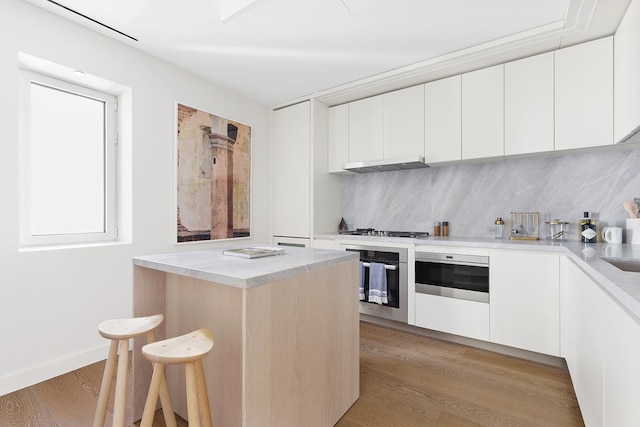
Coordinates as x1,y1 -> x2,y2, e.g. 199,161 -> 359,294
20,70 -> 117,247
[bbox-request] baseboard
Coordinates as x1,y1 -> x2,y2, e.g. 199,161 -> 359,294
0,342 -> 111,397
359,314 -> 567,369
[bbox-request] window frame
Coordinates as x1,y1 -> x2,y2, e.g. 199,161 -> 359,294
19,70 -> 118,248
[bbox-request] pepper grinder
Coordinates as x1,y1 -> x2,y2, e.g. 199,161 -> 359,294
434,221 -> 441,236
442,221 -> 449,237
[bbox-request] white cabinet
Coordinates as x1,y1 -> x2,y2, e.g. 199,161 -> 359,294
504,52 -> 555,155
383,85 -> 425,158
602,294 -> 640,426
348,96 -> 383,162
560,257 -> 604,427
489,250 -> 560,356
614,0 -> 640,142
461,64 -> 504,160
424,75 -> 462,163
272,100 -> 342,239
327,104 -> 349,173
555,36 -> 613,150
346,86 -> 424,164
415,293 -> 489,341
272,102 -> 311,238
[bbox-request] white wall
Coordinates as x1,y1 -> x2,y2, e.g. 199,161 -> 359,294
0,0 -> 271,395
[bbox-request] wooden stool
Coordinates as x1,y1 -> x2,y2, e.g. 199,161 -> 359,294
93,314 -> 177,427
140,328 -> 214,427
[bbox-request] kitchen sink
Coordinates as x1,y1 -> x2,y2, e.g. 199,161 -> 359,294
602,258 -> 640,273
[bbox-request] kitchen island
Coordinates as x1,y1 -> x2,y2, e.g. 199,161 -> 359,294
131,246 -> 359,426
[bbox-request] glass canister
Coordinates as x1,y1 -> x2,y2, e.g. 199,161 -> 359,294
546,219 -> 570,241
495,217 -> 504,239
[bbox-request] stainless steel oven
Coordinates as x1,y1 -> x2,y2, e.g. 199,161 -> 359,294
415,252 -> 489,303
341,244 -> 408,323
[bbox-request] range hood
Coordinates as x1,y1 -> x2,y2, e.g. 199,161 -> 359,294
616,124 -> 640,145
343,155 -> 428,173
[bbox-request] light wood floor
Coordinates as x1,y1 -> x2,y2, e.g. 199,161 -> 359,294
0,321 -> 583,426
337,322 -> 584,426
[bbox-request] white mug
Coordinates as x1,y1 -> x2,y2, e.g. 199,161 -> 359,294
627,219 -> 640,244
602,226 -> 623,244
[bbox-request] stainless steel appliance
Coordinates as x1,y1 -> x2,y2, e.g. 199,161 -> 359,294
341,244 -> 408,323
415,252 -> 489,303
339,228 -> 429,238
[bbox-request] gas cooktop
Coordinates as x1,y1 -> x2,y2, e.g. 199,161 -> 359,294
339,228 -> 429,239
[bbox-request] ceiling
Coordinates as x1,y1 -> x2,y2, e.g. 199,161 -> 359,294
24,0 -> 631,107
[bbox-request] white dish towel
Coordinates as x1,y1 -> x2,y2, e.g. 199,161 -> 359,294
368,262 -> 388,305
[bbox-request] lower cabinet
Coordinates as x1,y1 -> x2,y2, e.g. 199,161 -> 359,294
561,255 -> 640,427
272,236 -> 310,248
489,250 -> 560,356
415,293 -> 489,341
602,290 -> 640,426
561,257 -> 604,426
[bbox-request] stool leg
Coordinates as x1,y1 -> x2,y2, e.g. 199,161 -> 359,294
140,363 -> 165,427
185,362 -> 201,427
194,359 -> 213,427
145,331 -> 177,427
93,340 -> 118,427
113,339 -> 129,427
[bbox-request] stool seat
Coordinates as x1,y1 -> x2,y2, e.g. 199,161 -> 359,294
142,328 -> 214,364
141,328 -> 214,427
98,314 -> 164,340
93,314 -> 176,427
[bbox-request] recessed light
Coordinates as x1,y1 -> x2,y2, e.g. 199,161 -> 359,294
72,69 -> 86,77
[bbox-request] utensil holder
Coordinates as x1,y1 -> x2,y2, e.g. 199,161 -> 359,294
510,212 -> 540,240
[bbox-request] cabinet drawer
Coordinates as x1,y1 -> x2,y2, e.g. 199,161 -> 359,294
415,293 -> 489,341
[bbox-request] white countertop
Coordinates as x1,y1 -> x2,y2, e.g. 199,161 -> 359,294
318,233 -> 640,320
133,245 -> 358,289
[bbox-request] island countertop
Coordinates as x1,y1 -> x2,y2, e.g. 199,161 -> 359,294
132,245 -> 358,289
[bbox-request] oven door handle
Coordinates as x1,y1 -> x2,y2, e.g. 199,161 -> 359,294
361,262 -> 397,271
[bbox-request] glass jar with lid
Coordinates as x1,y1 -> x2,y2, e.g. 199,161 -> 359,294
545,219 -> 569,241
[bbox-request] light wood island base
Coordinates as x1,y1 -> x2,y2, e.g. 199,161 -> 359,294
132,249 -> 359,426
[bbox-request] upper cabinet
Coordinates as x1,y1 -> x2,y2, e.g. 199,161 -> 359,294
382,85 -> 425,158
614,0 -> 640,142
327,35 -> 621,171
555,36 -> 613,150
348,96 -> 384,162
505,52 -> 555,155
461,64 -> 504,160
328,104 -> 349,173
424,75 -> 462,163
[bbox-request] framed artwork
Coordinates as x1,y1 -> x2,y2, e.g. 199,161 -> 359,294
175,102 -> 251,242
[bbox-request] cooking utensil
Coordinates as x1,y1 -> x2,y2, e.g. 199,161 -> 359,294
624,201 -> 639,218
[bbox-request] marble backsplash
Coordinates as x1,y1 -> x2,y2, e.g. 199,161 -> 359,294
340,147 -> 640,240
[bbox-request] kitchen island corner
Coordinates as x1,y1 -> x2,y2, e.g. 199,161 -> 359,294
131,246 -> 360,426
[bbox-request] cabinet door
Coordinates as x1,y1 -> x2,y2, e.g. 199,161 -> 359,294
425,75 -> 462,163
348,96 -> 383,162
461,64 -> 504,159
328,104 -> 349,173
383,85 -> 425,158
560,257 -> 604,427
603,296 -> 640,427
555,36 -> 613,150
271,102 -> 310,238
490,250 -> 560,356
505,52 -> 554,155
614,0 -> 640,142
